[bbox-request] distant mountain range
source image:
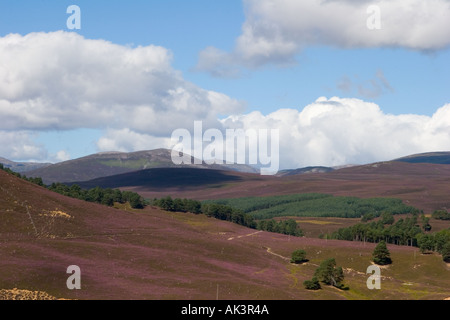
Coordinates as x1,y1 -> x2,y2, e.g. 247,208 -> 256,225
276,166 -> 335,176
23,148 -> 258,184
393,152 -> 450,164
2,150 -> 450,185
0,157 -> 51,173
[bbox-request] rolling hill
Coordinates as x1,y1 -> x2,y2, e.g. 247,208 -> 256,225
81,161 -> 450,214
276,166 -> 334,176
71,167 -> 246,190
25,148 -> 258,184
393,152 -> 450,165
0,157 -> 51,173
0,169 -> 449,300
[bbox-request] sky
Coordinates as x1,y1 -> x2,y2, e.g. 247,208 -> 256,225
0,0 -> 449,170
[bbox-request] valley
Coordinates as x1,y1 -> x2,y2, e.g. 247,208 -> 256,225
0,152 -> 450,300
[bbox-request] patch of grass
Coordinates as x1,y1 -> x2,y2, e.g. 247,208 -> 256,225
297,220 -> 343,225
98,159 -> 147,169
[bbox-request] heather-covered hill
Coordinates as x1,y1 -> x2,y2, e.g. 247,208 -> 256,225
106,161 -> 450,214
1,169 -> 449,300
393,152 -> 450,165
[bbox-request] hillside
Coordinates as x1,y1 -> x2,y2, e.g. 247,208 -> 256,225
1,168 -> 449,300
71,167 -> 252,190
276,166 -> 334,176
105,161 -> 450,214
393,152 -> 450,165
26,149 -> 258,184
0,157 -> 51,173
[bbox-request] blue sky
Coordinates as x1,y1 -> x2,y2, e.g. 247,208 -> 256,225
0,0 -> 449,168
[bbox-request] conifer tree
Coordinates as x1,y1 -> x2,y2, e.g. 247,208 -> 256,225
373,241 -> 392,265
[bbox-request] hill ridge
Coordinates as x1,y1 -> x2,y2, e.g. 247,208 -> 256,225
25,148 -> 258,184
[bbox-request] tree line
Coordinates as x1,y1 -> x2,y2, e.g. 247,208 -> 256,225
416,230 -> 450,262
257,219 -> 303,237
0,164 -> 45,186
432,210 -> 450,220
152,196 -> 257,228
49,183 -> 146,209
329,213 -> 422,246
0,164 -> 146,209
327,213 -> 450,262
152,196 -> 304,236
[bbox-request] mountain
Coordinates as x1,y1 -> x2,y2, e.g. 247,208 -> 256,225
393,151 -> 450,164
0,157 -> 51,173
1,168 -> 448,300
26,148 -> 258,184
57,151 -> 450,213
276,166 -> 334,176
70,167 -> 247,190
105,161 -> 450,214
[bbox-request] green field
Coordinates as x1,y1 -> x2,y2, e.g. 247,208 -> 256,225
203,193 -> 418,219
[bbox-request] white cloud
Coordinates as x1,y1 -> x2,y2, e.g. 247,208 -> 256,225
0,131 -> 47,161
197,0 -> 450,75
97,97 -> 450,170
221,97 -> 450,169
0,31 -> 244,135
55,150 -> 71,162
96,128 -> 172,153
1,31 -> 448,169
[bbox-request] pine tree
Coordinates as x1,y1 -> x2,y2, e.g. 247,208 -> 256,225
373,241 -> 392,265
314,258 -> 345,288
417,233 -> 434,254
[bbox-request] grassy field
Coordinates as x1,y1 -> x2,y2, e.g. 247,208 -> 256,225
280,217 -> 360,238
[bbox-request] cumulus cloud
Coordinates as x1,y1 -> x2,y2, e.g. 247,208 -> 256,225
96,128 -> 172,152
54,150 -> 71,162
197,0 -> 450,75
0,131 -> 47,161
0,31 -> 244,135
1,31 -> 448,168
221,97 -> 450,169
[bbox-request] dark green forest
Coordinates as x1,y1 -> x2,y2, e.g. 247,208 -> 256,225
203,193 -> 419,219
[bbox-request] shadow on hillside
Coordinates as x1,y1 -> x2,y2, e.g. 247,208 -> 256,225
72,168 -> 243,190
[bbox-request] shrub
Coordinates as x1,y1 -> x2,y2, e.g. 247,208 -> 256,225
290,250 -> 308,264
303,277 -> 321,290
